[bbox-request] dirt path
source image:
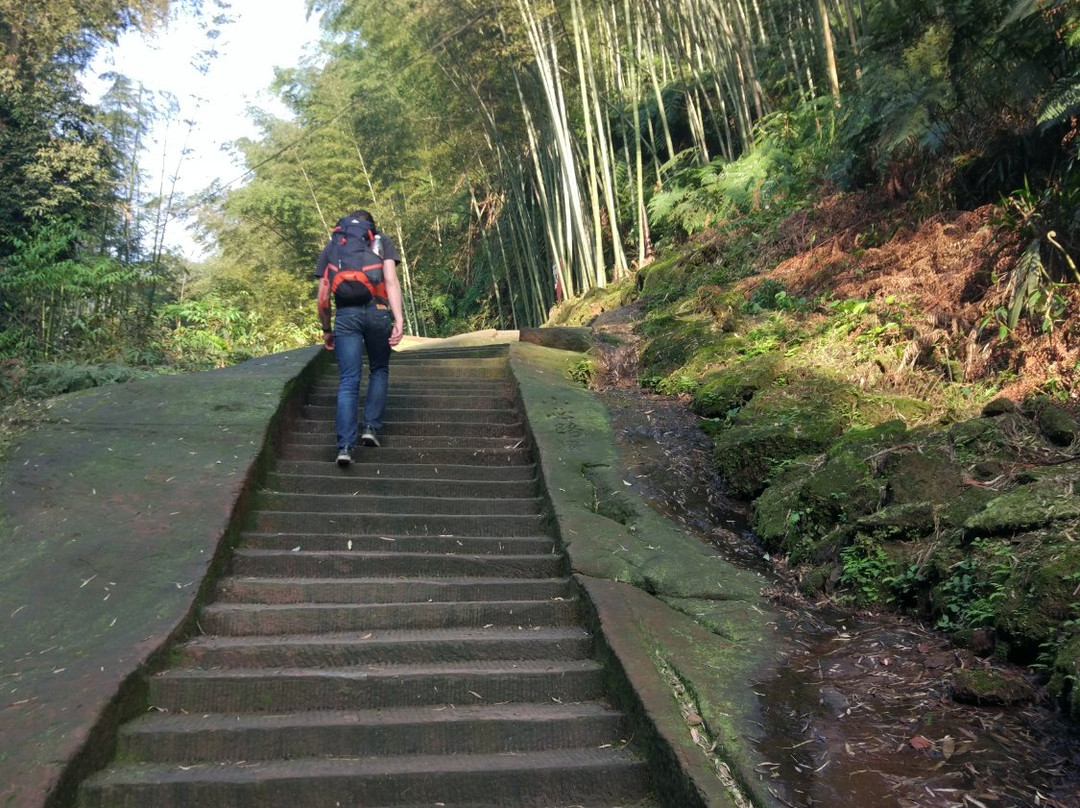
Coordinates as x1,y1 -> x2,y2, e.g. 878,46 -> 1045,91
591,306 -> 1080,808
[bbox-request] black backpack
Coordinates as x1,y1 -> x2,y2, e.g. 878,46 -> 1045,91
325,217 -> 386,306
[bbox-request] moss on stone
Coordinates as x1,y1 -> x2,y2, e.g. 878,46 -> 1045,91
715,421 -> 834,500
828,419 -> 909,457
881,443 -> 967,506
690,355 -> 781,419
964,486 -> 1080,535
994,539 -> 1080,659
982,396 -> 1019,416
854,502 -> 937,540
950,667 -> 1035,705
751,458 -> 815,549
582,463 -> 640,526
947,417 -> 1003,458
638,317 -> 715,379
714,374 -> 858,499
751,448 -> 878,563
939,486 -> 1000,529
1050,631 -> 1080,720
1038,403 -> 1079,446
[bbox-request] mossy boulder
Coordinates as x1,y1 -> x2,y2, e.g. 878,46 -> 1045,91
638,317 -> 714,378
994,539 -> 1080,660
854,502 -> 937,541
1038,403 -> 1079,447
752,458 -> 815,550
691,355 -> 781,419
636,253 -> 695,300
829,419 -> 909,457
1049,631 -> 1080,720
950,667 -> 1035,705
880,442 -> 968,507
947,417 -> 1005,459
982,396 -> 1018,417
752,449 -> 879,563
715,374 -> 857,499
964,484 -> 1080,536
546,280 -> 635,326
716,418 -> 839,501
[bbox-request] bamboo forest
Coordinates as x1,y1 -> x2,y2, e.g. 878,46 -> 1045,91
4,0 -> 1080,802
1,0 -> 1073,369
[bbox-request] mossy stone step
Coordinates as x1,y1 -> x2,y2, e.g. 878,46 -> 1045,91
306,391 -> 515,409
231,548 -> 564,578
80,748 -> 650,808
176,626 -> 592,668
260,472 -> 539,498
287,419 -> 526,438
116,702 -> 627,762
247,511 -> 548,538
237,532 -> 555,554
146,660 -> 606,712
300,404 -> 522,425
214,575 -> 571,604
253,491 -> 544,516
199,598 -> 582,635
272,460 -> 538,481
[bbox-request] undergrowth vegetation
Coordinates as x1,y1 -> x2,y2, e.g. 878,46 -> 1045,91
551,50 -> 1080,713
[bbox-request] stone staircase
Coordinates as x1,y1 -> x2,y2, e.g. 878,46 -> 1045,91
79,345 -> 659,808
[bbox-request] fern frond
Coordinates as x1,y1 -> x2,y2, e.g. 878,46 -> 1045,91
1038,72 -> 1080,127
1001,0 -> 1044,29
1007,239 -> 1045,329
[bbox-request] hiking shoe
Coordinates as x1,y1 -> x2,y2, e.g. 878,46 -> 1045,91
360,429 -> 380,447
336,446 -> 353,467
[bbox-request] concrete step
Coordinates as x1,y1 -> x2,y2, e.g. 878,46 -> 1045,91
287,419 -> 527,438
214,575 -> 572,604
231,549 -> 564,579
246,511 -> 549,538
390,345 -> 510,359
146,660 -> 607,713
237,533 -> 556,554
272,460 -> 538,481
279,445 -> 533,465
310,378 -> 513,394
253,492 -> 545,516
177,626 -> 592,668
282,434 -> 530,451
260,473 -> 539,498
199,598 -> 582,635
116,702 -> 626,763
300,405 -> 522,424
320,364 -> 509,381
81,748 -> 651,808
306,391 -> 516,409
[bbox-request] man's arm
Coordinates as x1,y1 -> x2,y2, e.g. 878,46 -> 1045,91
382,259 -> 405,347
316,253 -> 334,350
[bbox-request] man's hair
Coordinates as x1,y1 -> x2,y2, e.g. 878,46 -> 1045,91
348,209 -> 376,229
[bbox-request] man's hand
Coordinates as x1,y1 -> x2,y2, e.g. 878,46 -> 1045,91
389,321 -> 404,347
323,331 -> 335,351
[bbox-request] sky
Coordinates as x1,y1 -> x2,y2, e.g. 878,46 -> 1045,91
83,0 -> 325,259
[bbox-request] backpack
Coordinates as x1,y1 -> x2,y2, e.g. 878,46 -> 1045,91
323,216 -> 388,307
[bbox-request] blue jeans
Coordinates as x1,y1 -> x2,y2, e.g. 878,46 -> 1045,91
333,304 -> 393,450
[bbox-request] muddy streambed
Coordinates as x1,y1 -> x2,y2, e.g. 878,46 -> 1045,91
599,386 -> 1080,808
